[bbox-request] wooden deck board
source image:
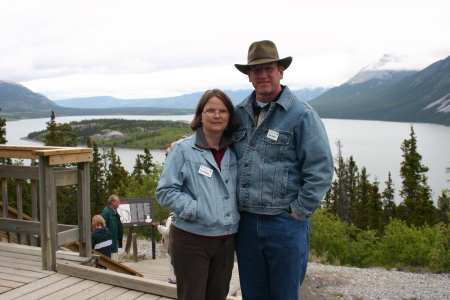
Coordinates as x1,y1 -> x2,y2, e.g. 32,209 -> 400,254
0,278 -> 24,288
3,255 -> 43,266
0,271 -> 37,284
0,266 -> 50,279
89,286 -> 129,299
0,273 -> 69,300
112,289 -> 146,299
0,286 -> 12,293
39,279 -> 99,300
13,276 -> 85,300
134,293 -> 164,300
62,282 -> 116,300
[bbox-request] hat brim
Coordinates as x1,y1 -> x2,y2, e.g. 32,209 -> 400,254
234,57 -> 292,75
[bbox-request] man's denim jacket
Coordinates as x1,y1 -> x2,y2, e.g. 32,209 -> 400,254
156,130 -> 239,236
230,86 -> 334,220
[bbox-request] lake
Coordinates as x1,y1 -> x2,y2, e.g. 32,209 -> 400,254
4,115 -> 450,204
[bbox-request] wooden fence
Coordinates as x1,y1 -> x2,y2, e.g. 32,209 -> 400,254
0,145 -> 92,271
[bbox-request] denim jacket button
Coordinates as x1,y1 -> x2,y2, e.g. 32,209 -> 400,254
225,179 -> 228,183
226,213 -> 230,217
225,196 -> 229,200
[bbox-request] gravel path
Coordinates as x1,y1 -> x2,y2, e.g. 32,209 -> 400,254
121,238 -> 450,300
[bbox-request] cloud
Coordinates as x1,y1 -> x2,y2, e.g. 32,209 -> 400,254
1,0 -> 449,99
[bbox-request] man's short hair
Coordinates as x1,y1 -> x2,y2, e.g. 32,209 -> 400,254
108,195 -> 118,205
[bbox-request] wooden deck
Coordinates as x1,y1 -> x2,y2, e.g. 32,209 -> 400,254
0,243 -> 242,299
0,243 -> 175,299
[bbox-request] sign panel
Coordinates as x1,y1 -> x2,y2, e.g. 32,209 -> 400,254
117,198 -> 156,228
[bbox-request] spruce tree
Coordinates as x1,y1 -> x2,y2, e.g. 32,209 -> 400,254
86,137 -> 107,215
43,111 -> 78,224
0,108 -> 7,144
104,147 -> 129,195
330,140 -> 350,222
367,178 -> 383,232
436,189 -> 449,224
382,172 -> 396,223
44,111 -> 77,147
398,125 -> 435,227
350,167 -> 370,229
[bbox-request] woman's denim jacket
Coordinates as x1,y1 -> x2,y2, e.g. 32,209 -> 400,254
230,86 -> 334,220
156,129 -> 239,236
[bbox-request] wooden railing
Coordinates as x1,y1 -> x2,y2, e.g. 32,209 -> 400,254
0,145 -> 92,271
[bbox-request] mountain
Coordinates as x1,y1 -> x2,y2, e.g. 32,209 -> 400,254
308,55 -> 450,126
53,87 -> 329,109
0,80 -> 58,110
0,81 -> 194,120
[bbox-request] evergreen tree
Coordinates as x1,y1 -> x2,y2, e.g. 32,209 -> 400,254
0,108 -> 7,144
446,163 -> 450,182
131,148 -> 154,183
367,178 -> 384,232
330,140 -> 351,222
44,111 -> 77,147
43,111 -> 78,224
0,108 -> 8,165
350,167 -> 371,229
86,137 -> 107,215
398,126 -> 435,227
382,172 -> 397,222
346,155 -> 359,221
104,147 -> 129,195
436,189 -> 449,224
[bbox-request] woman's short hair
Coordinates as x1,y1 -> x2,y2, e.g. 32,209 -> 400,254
190,89 -> 239,136
92,215 -> 106,229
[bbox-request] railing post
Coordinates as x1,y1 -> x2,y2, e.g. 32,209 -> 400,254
2,177 -> 12,243
39,155 -> 57,271
77,162 -> 91,258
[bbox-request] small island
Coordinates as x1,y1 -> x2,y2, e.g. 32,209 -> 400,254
28,118 -> 192,149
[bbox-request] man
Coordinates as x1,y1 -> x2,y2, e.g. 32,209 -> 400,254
231,40 -> 334,300
100,195 -> 123,261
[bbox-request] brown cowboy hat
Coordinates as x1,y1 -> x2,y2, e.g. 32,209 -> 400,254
235,40 -> 292,75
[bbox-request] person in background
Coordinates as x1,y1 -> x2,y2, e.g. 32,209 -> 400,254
91,215 -> 112,264
100,195 -> 123,261
152,212 -> 176,284
156,89 -> 240,300
230,40 -> 334,300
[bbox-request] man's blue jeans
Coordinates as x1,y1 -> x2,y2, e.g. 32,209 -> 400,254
235,211 -> 310,300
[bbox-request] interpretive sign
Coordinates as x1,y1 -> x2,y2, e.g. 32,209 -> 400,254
117,198 -> 156,228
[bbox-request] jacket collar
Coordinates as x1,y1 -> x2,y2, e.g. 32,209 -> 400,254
195,128 -> 233,150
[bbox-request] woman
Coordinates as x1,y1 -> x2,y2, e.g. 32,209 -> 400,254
156,89 -> 240,300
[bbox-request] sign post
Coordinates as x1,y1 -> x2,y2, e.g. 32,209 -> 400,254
117,198 -> 157,259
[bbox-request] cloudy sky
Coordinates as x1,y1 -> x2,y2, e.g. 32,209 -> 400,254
1,0 -> 449,100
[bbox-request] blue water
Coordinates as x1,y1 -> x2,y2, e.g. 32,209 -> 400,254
5,115 -> 450,204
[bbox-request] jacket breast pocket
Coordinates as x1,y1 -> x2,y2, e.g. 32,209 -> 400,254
261,132 -> 290,164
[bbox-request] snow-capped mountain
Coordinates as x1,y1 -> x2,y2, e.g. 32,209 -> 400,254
346,54 -> 418,86
308,55 -> 450,126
